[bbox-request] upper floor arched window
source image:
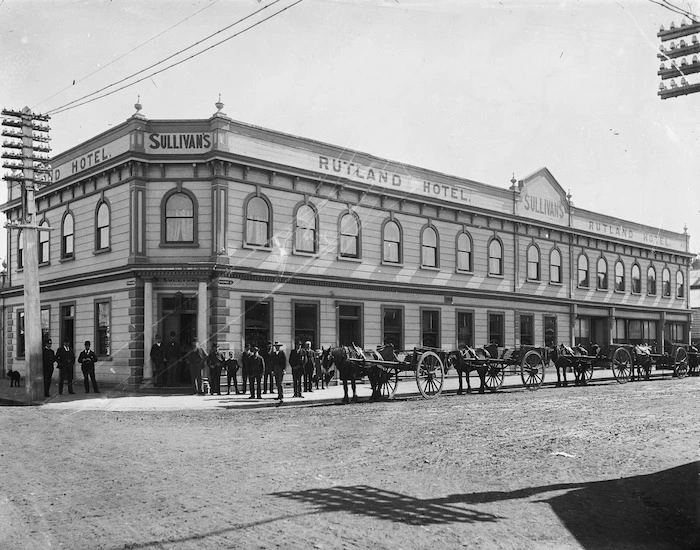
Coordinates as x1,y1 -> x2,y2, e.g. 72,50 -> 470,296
614,260 -> 625,292
339,212 -> 361,259
577,254 -> 589,287
382,219 -> 402,264
96,201 -> 110,251
245,195 -> 271,247
163,191 -> 195,243
39,220 -> 50,264
488,238 -> 503,276
647,266 -> 657,295
421,225 -> 439,268
17,230 -> 23,270
295,203 -> 318,254
456,232 -> 472,272
62,212 -> 74,259
631,264 -> 641,294
662,267 -> 671,297
550,248 -> 562,284
527,244 -> 540,281
597,257 -> 608,290
676,270 -> 684,298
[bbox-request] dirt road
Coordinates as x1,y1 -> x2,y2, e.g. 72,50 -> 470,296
1,377 -> 698,549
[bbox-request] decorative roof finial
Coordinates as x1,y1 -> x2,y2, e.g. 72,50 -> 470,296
510,173 -> 516,186
132,96 -> 145,119
213,94 -> 228,119
683,223 -> 688,234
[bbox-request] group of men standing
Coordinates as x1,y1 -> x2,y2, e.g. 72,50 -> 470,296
42,339 -> 100,397
148,336 -> 327,403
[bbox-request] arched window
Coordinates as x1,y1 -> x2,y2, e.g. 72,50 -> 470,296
245,196 -> 270,247
421,226 -> 438,268
96,202 -> 110,251
647,266 -> 657,295
62,212 -> 74,259
382,220 -> 402,264
339,212 -> 360,259
662,267 -> 671,297
456,232 -> 472,272
17,230 -> 23,269
295,204 -> 317,253
526,245 -> 540,281
550,248 -> 562,284
164,192 -> 194,243
614,261 -> 625,292
676,270 -> 684,298
488,238 -> 503,276
39,221 -> 50,264
597,257 -> 608,290
578,254 -> 589,287
631,264 -> 641,294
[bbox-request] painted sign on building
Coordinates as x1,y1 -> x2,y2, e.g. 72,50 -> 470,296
515,173 -> 569,227
147,132 -> 212,152
52,135 -> 130,182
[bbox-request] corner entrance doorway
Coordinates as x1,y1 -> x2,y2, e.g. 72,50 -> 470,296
159,293 -> 197,386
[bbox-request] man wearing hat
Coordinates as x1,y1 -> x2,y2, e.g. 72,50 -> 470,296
302,340 -> 315,393
270,342 -> 287,402
55,338 -> 75,395
289,341 -> 304,398
78,340 -> 100,393
247,345 -> 264,399
42,338 -> 56,398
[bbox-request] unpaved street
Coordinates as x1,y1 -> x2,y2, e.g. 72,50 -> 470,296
1,377 -> 699,550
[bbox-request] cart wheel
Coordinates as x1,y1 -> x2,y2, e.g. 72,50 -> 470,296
521,350 -> 545,390
612,347 -> 633,383
416,351 -> 444,398
674,347 -> 688,378
484,362 -> 504,392
380,369 -> 399,399
584,363 -> 595,382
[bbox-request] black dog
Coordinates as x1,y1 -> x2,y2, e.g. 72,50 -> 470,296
7,369 -> 20,387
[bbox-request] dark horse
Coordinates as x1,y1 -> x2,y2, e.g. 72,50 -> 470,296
446,343 -> 490,394
551,343 -> 600,387
321,345 -> 384,404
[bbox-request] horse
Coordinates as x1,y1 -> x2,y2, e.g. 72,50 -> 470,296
446,343 -> 490,394
551,343 -> 599,387
321,346 -> 359,404
631,344 -> 652,381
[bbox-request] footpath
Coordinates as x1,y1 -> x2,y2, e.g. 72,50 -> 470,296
0,368 -> 640,411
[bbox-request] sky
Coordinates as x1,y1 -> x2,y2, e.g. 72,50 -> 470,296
1,0 -> 700,265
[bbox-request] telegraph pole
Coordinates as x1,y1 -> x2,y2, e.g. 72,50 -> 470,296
1,107 -> 51,403
657,20 -> 700,99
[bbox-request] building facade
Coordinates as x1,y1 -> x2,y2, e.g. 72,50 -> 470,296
1,104 -> 694,388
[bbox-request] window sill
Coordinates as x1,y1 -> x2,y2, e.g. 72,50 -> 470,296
381,261 -> 404,268
549,281 -> 563,286
526,278 -> 541,283
159,243 -> 199,248
455,269 -> 474,275
420,265 -> 440,271
293,250 -> 319,258
577,284 -> 590,290
242,244 -> 271,252
60,256 -> 75,263
94,247 -> 112,255
337,255 -> 362,263
487,273 -> 505,279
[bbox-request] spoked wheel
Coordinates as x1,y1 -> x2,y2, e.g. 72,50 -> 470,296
584,362 -> 595,382
484,362 -> 504,392
674,347 -> 688,378
379,369 -> 399,399
415,351 -> 444,398
521,350 -> 545,390
612,347 -> 633,383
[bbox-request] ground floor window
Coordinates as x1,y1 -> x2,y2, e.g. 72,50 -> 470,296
95,300 -> 111,356
574,317 -> 590,346
544,315 -> 556,347
421,309 -> 440,348
456,311 -> 473,347
244,300 -> 270,349
294,302 -> 319,348
338,304 -> 362,347
41,307 -> 50,345
61,304 -> 75,350
17,311 -> 25,357
382,307 -> 403,349
520,314 -> 534,346
488,312 -> 504,347
664,322 -> 687,345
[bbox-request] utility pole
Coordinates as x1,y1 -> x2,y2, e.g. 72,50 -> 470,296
657,20 -> 700,99
1,107 -> 51,403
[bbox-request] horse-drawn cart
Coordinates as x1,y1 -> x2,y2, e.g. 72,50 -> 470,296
446,344 -> 548,393
607,343 -> 690,383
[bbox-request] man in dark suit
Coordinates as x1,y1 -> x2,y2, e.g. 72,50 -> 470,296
55,339 -> 75,395
247,346 -> 264,399
185,338 -> 206,395
206,342 -> 224,395
78,340 -> 100,393
150,334 -> 166,387
270,342 -> 287,402
225,351 -> 239,395
289,341 -> 304,398
302,341 -> 314,393
42,338 -> 55,398
164,331 -> 181,387
262,341 -> 274,394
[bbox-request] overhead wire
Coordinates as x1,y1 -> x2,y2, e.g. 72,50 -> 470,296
46,0 -> 295,116
33,0 -> 223,110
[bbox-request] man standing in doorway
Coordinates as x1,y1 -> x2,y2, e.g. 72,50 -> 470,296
55,339 -> 75,395
302,340 -> 314,393
164,331 -> 181,387
78,340 -> 99,394
150,334 -> 166,387
42,338 -> 55,398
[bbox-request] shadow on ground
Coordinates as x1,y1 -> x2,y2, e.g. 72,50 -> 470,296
273,462 -> 700,549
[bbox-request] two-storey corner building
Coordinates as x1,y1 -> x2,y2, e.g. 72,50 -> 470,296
1,102 -> 694,390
